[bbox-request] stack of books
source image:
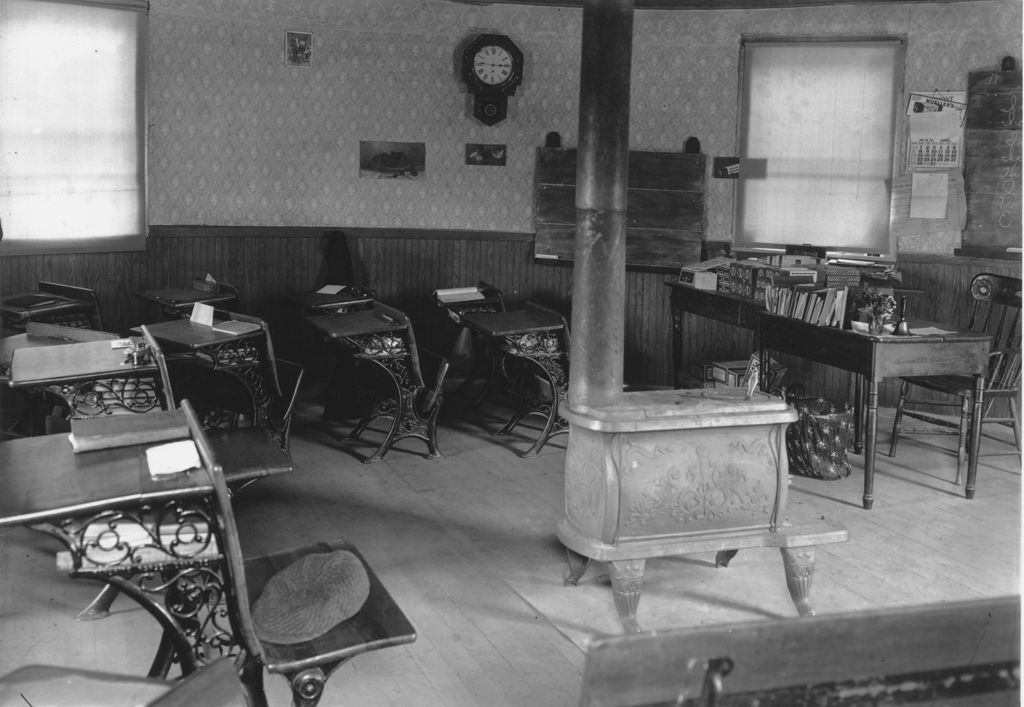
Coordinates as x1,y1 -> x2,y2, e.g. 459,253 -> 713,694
764,284 -> 850,329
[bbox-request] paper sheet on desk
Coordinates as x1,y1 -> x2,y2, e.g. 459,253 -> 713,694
316,284 -> 346,295
190,301 -> 214,327
909,326 -> 956,336
146,440 -> 202,476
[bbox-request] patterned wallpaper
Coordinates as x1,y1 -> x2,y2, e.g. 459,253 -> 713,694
148,0 -> 1022,252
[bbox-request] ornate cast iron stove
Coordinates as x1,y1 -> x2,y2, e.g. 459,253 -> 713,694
557,388 -> 847,633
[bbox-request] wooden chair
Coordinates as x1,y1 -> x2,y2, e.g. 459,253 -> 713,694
347,303 -> 450,462
0,657 -> 246,707
494,301 -> 570,458
205,358 -> 304,493
184,399 -> 417,707
889,273 -> 1021,493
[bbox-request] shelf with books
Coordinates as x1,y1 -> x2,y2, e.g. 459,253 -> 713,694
764,284 -> 850,329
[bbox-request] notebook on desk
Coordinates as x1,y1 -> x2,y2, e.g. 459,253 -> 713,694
212,320 -> 262,336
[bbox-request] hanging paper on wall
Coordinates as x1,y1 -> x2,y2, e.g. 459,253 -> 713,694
906,91 -> 966,171
910,172 -> 949,218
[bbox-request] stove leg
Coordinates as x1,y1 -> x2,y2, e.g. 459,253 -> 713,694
609,558 -> 645,633
780,546 -> 816,616
564,548 -> 590,586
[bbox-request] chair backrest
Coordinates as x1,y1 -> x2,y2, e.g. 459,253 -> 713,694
968,273 -> 1022,391
523,300 -> 572,351
37,281 -> 104,330
270,358 -> 304,452
372,302 -> 425,387
183,399 -> 265,663
417,348 -> 450,413
140,324 -> 176,410
214,309 -> 282,398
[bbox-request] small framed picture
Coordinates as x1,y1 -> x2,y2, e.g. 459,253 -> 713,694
285,31 -> 312,68
465,143 -> 507,167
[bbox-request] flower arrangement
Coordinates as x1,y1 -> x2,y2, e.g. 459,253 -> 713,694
852,287 -> 896,334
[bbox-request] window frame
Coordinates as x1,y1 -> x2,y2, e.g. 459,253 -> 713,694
733,35 -> 906,262
0,0 -> 149,257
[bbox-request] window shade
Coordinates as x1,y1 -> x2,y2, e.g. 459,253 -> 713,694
735,39 -> 903,258
0,0 -> 147,255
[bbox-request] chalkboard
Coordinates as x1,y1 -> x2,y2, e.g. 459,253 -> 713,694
533,147 -> 706,270
960,70 -> 1022,257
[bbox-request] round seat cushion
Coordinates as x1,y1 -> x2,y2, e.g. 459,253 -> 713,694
252,550 -> 370,645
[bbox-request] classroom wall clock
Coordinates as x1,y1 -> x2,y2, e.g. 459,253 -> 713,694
461,34 -> 524,126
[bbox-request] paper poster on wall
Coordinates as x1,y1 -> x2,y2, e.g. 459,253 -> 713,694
906,91 -> 966,171
889,172 -> 967,238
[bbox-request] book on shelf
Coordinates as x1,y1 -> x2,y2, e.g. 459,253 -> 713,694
211,319 -> 262,336
68,409 -> 190,453
764,284 -> 851,329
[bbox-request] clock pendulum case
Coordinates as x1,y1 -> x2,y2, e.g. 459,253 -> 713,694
461,34 -> 524,126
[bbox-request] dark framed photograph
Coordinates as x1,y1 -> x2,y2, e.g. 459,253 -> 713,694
359,140 -> 426,180
285,31 -> 312,68
465,143 -> 507,166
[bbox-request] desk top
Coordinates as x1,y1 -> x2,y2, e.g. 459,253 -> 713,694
9,339 -> 158,388
461,308 -> 564,336
759,313 -> 992,379
136,287 -> 238,308
0,433 -> 213,527
287,290 -> 374,310
307,308 -> 407,339
143,318 -> 263,349
0,290 -> 93,317
0,332 -> 76,370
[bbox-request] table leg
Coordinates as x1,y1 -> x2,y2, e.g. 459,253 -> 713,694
862,379 -> 879,510
853,374 -> 865,455
965,376 -> 985,500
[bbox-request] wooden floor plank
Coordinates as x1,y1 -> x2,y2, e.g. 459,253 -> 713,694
0,397 -> 1018,706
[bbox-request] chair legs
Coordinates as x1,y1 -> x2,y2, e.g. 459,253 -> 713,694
890,380 -> 1021,491
888,380 -> 909,458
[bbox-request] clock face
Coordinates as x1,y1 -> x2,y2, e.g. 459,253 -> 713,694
473,45 -> 514,86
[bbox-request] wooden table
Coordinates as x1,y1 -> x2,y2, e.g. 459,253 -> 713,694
0,430 -> 219,676
143,318 -> 278,426
759,313 -> 991,509
665,282 -> 993,509
9,338 -> 165,423
135,286 -> 239,321
461,307 -> 569,457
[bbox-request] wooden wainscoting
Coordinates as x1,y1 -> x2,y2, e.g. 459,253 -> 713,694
1,229 -> 1018,397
